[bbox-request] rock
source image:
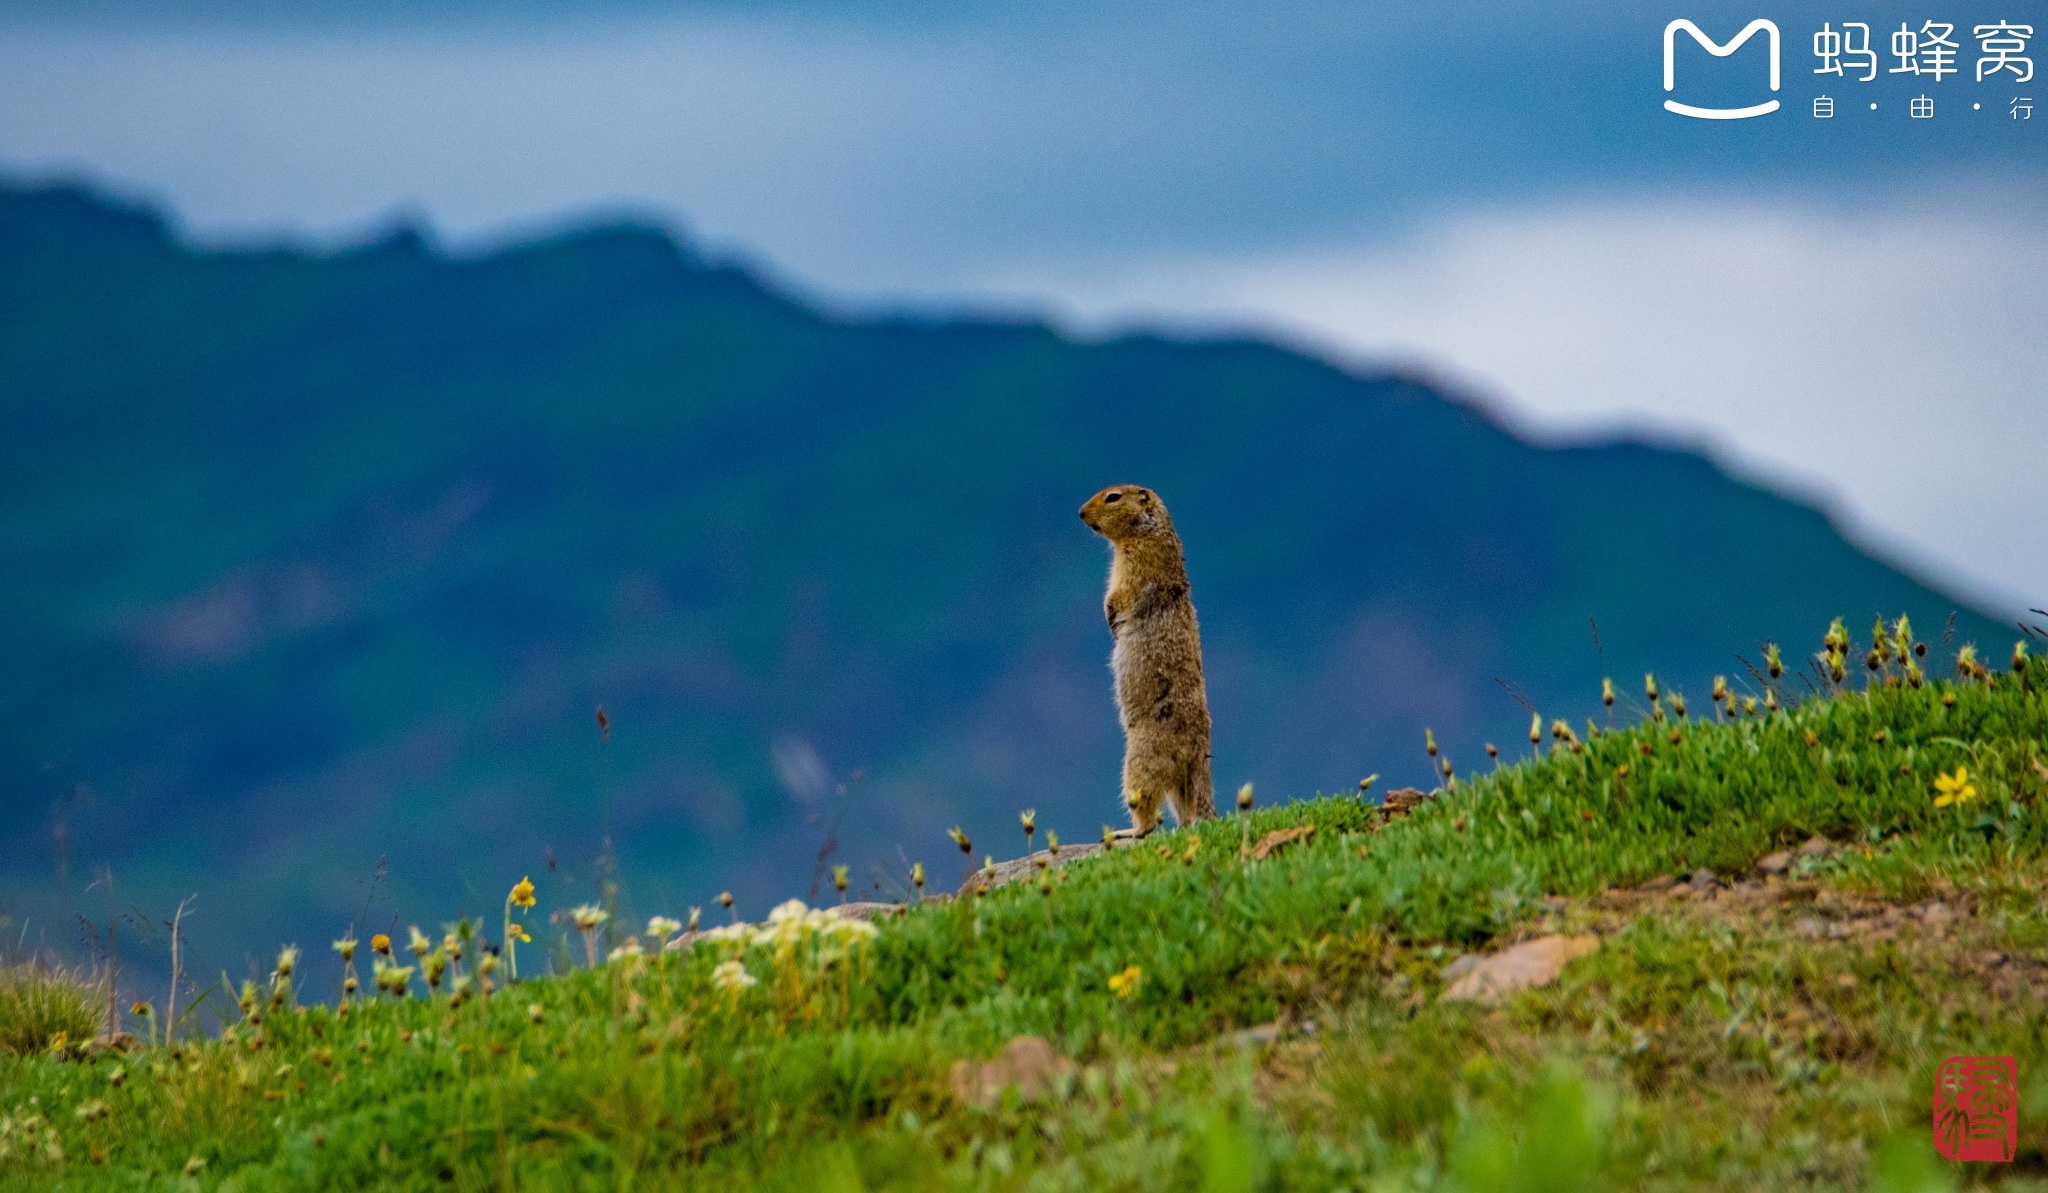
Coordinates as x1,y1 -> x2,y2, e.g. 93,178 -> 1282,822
828,901 -> 905,922
1219,1023 -> 1282,1049
957,841 -> 1106,895
948,1035 -> 1075,1106
1756,851 -> 1792,875
1251,825 -> 1316,860
85,1033 -> 138,1056
1688,868 -> 1719,892
1442,935 -> 1599,1004
1441,954 -> 1479,982
1377,787 -> 1430,822
1798,836 -> 1830,858
1636,874 -> 1680,893
1794,916 -> 1826,939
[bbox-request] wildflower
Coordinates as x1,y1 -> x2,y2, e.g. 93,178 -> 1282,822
1486,742 -> 1499,760
1107,965 -> 1143,998
371,934 -> 392,957
342,976 -> 359,996
507,924 -> 531,943
1958,644 -> 1982,680
528,1004 -> 545,1024
1644,673 -> 1658,702
688,907 -> 701,932
442,933 -> 462,962
130,1001 -> 151,1017
1021,809 -> 1037,850
948,827 -> 973,855
607,938 -> 644,962
1601,678 -> 1615,707
1743,697 -> 1758,717
408,926 -> 432,958
1529,712 -> 1542,748
1237,783 -> 1255,811
1765,642 -> 1784,679
719,892 -> 736,921
332,937 -> 357,963
1360,773 -> 1379,790
2017,641 -> 2032,672
1711,676 -> 1729,704
646,916 -> 682,941
1764,689 -> 1778,712
911,863 -> 925,895
1933,767 -> 1978,809
711,959 -> 758,992
571,905 -> 609,932
1424,728 -> 1437,757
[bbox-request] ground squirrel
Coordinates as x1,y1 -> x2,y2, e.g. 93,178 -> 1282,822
1079,484 -> 1216,836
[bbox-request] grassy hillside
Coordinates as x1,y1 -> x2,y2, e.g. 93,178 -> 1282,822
0,184 -> 2017,982
3,629 -> 2043,1189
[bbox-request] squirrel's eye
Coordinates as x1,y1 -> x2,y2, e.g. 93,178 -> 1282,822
1103,492 -> 1121,504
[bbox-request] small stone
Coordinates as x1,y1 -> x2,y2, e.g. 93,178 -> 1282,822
1442,935 -> 1599,1004
948,1036 -> 1075,1106
1441,954 -> 1479,982
1798,837 -> 1830,858
1636,874 -> 1680,893
1794,916 -> 1826,938
1252,825 -> 1316,860
1220,1023 -> 1282,1049
1756,851 -> 1792,875
1688,868 -> 1719,892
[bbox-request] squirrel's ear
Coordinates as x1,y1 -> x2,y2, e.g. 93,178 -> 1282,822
1138,490 -> 1152,505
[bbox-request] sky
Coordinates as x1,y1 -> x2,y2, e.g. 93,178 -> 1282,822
2,0 -> 2044,612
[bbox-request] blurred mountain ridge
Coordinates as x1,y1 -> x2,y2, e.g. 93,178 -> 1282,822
0,182 -> 2005,977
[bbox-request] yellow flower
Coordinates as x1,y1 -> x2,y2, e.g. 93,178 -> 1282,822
510,876 -> 537,909
1933,767 -> 1978,808
370,934 -> 391,956
1107,965 -> 1143,998
332,937 -> 357,962
507,924 -> 531,943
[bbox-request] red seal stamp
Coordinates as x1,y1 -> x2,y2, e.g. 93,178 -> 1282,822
1932,1056 -> 2017,1162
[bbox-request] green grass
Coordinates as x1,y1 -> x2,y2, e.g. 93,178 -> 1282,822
2,649 -> 2044,1189
0,963 -> 103,1059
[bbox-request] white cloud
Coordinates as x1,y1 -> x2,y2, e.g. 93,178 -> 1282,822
988,200 -> 2048,615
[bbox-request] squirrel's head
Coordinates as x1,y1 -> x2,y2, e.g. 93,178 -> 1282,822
1079,484 -> 1170,542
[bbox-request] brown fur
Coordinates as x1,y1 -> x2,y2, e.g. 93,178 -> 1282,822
1078,484 -> 1216,835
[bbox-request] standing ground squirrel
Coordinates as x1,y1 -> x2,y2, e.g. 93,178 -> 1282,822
1079,484 -> 1216,836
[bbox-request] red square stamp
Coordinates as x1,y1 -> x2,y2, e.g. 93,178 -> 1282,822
1932,1056 -> 2017,1162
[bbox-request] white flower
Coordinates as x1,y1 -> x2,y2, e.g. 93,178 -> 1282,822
606,938 -> 645,962
710,959 -> 757,991
646,916 -> 683,940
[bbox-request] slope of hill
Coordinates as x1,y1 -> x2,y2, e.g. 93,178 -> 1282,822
0,183 -> 2013,980
3,648 -> 2044,1189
